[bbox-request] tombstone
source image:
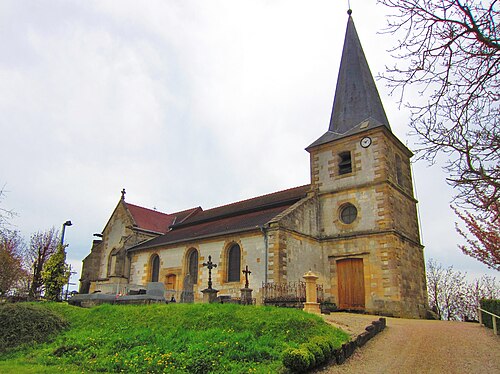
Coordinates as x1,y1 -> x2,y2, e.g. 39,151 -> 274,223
180,274 -> 194,303
146,282 -> 166,297
201,255 -> 219,303
240,265 -> 253,305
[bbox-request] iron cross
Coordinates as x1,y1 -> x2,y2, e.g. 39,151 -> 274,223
242,265 -> 251,289
202,255 -> 217,290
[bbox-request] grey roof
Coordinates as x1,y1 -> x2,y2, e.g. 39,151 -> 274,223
308,15 -> 391,149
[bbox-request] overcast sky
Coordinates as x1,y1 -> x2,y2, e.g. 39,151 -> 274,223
1,0 -> 497,291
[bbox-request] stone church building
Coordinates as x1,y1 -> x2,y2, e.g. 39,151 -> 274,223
80,14 -> 428,318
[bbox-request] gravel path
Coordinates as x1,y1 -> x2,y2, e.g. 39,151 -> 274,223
316,313 -> 500,374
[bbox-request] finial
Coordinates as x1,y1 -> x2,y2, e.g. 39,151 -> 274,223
347,0 -> 352,15
347,8 -> 352,16
121,188 -> 126,200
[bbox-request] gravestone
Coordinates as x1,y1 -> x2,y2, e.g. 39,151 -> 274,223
180,274 -> 194,303
146,282 -> 165,297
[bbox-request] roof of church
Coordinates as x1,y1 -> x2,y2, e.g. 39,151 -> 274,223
128,185 -> 310,251
126,203 -> 200,234
307,13 -> 391,149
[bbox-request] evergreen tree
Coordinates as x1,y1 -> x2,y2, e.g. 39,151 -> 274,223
42,244 -> 70,301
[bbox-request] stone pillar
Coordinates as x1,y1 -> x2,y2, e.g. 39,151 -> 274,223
201,288 -> 219,303
240,288 -> 253,305
303,271 -> 321,314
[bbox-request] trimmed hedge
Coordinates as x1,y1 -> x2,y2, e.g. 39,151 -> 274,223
282,336 -> 335,372
0,303 -> 68,352
283,317 -> 387,372
480,299 -> 500,330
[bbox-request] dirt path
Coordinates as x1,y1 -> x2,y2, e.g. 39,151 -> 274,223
317,314 -> 500,374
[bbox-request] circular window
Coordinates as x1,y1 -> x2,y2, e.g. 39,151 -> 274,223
340,204 -> 357,224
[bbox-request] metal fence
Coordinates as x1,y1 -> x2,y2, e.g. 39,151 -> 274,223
261,281 -> 324,305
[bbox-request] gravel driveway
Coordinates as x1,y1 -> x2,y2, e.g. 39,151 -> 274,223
316,313 -> 500,374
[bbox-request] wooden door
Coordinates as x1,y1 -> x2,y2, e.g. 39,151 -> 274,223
337,258 -> 365,310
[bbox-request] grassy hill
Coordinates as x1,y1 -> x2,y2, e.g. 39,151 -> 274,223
0,302 -> 349,373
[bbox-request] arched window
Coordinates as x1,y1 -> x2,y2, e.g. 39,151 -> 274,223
227,244 -> 241,282
188,249 -> 198,284
151,254 -> 160,282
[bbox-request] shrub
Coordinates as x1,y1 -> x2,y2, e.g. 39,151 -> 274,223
282,347 -> 314,373
310,336 -> 334,361
0,303 -> 68,352
283,335 -> 340,372
480,299 -> 500,329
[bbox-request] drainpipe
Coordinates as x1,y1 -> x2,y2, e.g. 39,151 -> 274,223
260,225 -> 269,284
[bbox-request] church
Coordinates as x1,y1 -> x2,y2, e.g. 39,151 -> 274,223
80,12 -> 428,318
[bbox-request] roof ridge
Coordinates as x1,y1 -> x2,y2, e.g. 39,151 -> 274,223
202,184 -> 310,213
125,202 -> 170,216
170,206 -> 202,215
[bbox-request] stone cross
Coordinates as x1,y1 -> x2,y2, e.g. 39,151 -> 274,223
202,255 -> 217,290
242,265 -> 251,289
121,188 -> 126,200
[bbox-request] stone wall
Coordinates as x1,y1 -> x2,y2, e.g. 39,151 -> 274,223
129,231 -> 266,302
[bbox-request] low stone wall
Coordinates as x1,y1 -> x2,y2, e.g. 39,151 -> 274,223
333,317 -> 386,364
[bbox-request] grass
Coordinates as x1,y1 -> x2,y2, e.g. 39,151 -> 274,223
0,303 -> 349,373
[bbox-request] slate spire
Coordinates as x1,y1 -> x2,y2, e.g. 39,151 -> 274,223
308,11 -> 391,149
329,12 -> 390,133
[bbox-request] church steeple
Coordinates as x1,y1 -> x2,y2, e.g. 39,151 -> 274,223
308,11 -> 391,149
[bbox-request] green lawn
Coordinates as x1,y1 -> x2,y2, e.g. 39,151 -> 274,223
0,303 -> 349,373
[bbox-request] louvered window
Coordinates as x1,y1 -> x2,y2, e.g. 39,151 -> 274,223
339,151 -> 352,175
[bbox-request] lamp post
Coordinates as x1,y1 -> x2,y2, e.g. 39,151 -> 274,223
60,220 -> 72,246
60,220 -> 72,300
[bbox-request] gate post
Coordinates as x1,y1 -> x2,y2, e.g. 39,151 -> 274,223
303,271 -> 321,314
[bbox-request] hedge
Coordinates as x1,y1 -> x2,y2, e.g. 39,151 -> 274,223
480,299 -> 500,330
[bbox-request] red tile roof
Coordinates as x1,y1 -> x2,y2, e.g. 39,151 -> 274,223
125,203 -> 200,234
129,185 -> 310,251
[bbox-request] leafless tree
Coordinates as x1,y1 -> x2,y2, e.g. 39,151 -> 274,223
0,186 -> 15,235
461,275 -> 500,320
378,0 -> 499,219
427,258 -> 499,320
426,259 -> 466,320
26,228 -> 59,299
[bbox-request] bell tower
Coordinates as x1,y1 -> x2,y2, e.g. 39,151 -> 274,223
307,11 -> 427,317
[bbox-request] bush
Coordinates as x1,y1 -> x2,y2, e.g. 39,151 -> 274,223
0,303 -> 68,352
282,347 -> 314,373
283,335 -> 340,372
480,299 -> 500,329
310,336 -> 334,361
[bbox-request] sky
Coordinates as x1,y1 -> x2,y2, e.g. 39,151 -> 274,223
1,0 -> 497,291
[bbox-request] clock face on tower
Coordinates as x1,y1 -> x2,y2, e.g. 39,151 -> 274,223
360,136 -> 372,148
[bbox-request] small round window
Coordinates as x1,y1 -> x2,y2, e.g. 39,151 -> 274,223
340,204 -> 357,224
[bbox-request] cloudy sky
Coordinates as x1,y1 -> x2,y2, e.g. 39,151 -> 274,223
1,0 -> 497,290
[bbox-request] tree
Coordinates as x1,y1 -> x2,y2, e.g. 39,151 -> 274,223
0,231 -> 27,296
42,244 -> 70,302
26,228 -> 59,299
454,201 -> 500,271
426,259 -> 466,320
426,258 -> 500,320
0,186 -> 15,236
378,0 -> 499,218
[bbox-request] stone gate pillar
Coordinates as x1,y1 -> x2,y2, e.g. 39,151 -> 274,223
303,271 -> 321,314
